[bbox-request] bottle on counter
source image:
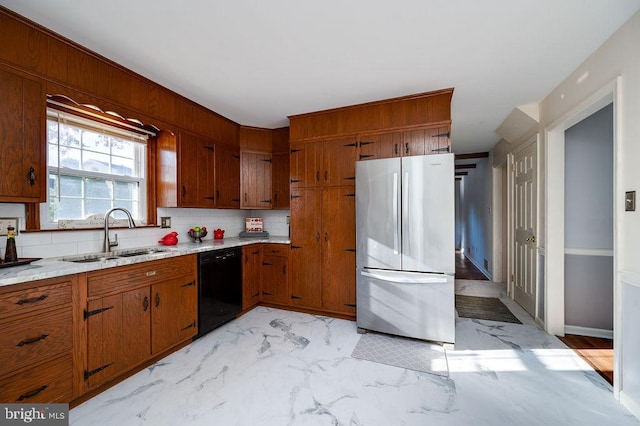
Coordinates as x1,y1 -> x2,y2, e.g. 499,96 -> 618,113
4,226 -> 18,263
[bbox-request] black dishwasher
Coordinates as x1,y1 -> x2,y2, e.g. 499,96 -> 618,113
196,248 -> 242,339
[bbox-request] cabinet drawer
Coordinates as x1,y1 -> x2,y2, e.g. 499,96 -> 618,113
0,355 -> 73,403
0,308 -> 72,376
0,281 -> 72,321
263,244 -> 290,257
88,255 -> 197,297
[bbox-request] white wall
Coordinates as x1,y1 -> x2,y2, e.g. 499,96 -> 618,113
0,203 -> 289,259
492,10 -> 640,415
459,157 -> 493,279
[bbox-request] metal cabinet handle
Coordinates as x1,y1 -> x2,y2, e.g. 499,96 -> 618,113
27,167 -> 36,186
155,292 -> 160,308
324,171 -> 328,181
283,265 -> 286,275
324,232 -> 328,242
316,171 -> 320,182
244,193 -> 248,202
143,296 -> 149,312
182,186 -> 186,197
394,144 -> 398,155
17,334 -> 49,347
316,232 -> 320,242
405,143 -> 409,155
17,385 -> 48,401
16,294 -> 47,305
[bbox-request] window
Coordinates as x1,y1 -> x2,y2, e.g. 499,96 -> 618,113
43,109 -> 148,228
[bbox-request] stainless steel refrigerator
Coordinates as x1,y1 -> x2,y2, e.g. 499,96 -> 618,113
356,153 -> 455,343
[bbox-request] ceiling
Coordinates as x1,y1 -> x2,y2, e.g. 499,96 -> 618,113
2,1 -> 639,154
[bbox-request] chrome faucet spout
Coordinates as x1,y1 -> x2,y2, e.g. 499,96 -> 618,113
104,207 -> 136,253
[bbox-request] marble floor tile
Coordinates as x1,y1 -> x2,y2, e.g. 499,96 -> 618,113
70,298 -> 638,425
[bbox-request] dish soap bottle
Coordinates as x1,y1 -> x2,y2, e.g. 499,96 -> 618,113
4,226 -> 18,263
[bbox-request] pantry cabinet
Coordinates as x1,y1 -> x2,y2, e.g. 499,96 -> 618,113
0,66 -> 46,202
271,152 -> 290,209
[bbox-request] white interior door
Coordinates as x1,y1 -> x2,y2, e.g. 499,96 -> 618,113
513,142 -> 537,316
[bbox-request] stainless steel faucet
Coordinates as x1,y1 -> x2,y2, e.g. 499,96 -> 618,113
104,207 -> 136,253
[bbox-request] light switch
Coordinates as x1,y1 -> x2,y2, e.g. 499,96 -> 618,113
626,191 -> 636,211
0,218 -> 19,236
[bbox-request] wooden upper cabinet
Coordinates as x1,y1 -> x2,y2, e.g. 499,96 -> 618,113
215,143 -> 241,208
322,137 -> 358,186
272,152 -> 290,209
357,132 -> 402,161
241,151 -> 272,209
0,67 -> 46,202
402,128 -> 426,157
290,141 -> 322,188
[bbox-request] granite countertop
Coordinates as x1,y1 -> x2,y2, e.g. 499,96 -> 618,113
0,236 -> 290,288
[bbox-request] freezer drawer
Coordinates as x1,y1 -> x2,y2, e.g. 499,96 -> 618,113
356,268 -> 455,343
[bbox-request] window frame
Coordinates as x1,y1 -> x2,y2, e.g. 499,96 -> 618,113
41,107 -> 150,229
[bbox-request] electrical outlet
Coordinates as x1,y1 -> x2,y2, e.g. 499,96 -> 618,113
160,217 -> 171,228
0,218 -> 19,236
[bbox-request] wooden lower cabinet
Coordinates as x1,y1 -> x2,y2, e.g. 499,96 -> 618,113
84,255 -> 198,392
85,288 -> 150,389
0,275 -> 75,403
151,278 -> 197,354
262,244 -> 290,305
242,245 -> 262,310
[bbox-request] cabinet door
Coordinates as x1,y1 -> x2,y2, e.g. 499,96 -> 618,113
290,189 -> 322,308
0,69 -> 45,201
262,254 -> 289,305
272,152 -> 290,209
85,287 -> 150,389
358,132 -> 402,161
322,187 -> 356,314
323,137 -> 358,186
215,143 -> 241,208
151,277 -> 197,354
434,125 -> 451,154
290,141 -> 322,188
178,133 -> 215,207
241,151 -> 272,208
402,129 -> 426,157
242,246 -> 262,309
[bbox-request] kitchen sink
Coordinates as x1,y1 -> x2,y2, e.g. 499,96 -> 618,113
62,248 -> 170,263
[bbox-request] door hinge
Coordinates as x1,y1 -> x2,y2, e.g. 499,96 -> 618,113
291,194 -> 302,199
84,363 -> 114,380
359,154 -> 375,160
344,142 -> 358,147
84,306 -> 114,320
291,295 -> 302,300
262,262 -> 273,266
344,303 -> 356,308
181,280 -> 196,288
232,154 -> 240,159
260,158 -> 272,163
291,149 -> 302,154
432,132 -> 450,138
344,248 -> 356,253
359,141 -> 373,147
431,147 -> 450,152
290,179 -> 302,184
263,291 -> 272,296
291,245 -> 302,249
204,146 -> 214,152
344,176 -> 356,181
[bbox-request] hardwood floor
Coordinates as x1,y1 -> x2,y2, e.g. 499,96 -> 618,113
455,250 -> 489,280
559,334 -> 613,385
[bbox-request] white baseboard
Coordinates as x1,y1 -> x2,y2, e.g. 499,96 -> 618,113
565,325 -> 613,339
620,391 -> 640,421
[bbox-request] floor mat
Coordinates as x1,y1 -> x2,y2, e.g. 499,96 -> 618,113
351,332 -> 449,376
455,295 -> 522,324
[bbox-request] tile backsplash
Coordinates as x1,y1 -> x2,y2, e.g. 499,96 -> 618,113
0,203 -> 289,259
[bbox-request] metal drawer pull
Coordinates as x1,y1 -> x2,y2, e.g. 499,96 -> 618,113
181,281 -> 196,287
17,334 -> 49,347
155,293 -> 160,307
16,295 -> 48,305
143,296 -> 149,312
181,321 -> 196,331
17,385 -> 48,401
146,271 -> 157,277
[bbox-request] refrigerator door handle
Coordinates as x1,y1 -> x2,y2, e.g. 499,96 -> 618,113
360,270 -> 449,284
392,172 -> 399,254
402,171 -> 409,245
